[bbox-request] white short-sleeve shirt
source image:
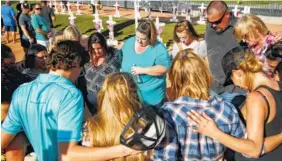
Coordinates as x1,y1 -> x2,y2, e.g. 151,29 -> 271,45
171,40 -> 208,58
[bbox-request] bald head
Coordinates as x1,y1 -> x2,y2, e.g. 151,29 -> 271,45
207,1 -> 228,15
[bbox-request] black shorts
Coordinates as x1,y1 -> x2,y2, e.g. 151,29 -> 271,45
21,38 -> 36,49
21,38 -> 31,49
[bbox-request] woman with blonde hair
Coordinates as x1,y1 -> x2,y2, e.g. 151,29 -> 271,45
188,47 -> 282,161
171,20 -> 207,59
121,20 -> 171,107
82,72 -> 148,161
62,25 -> 81,41
234,14 -> 282,78
152,48 -> 245,160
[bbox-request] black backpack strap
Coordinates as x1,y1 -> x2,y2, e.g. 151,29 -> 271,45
277,81 -> 282,91
255,90 -> 270,123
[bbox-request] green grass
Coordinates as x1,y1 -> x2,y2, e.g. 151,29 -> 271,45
4,1 -> 206,45
53,14 -> 206,45
53,14 -> 129,35
115,22 -> 206,45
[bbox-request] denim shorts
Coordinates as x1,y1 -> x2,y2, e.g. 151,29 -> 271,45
4,26 -> 17,32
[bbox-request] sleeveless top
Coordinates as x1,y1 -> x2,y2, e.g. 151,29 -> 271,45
235,81 -> 282,161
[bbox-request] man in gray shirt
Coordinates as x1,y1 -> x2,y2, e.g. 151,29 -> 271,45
40,0 -> 55,28
19,2 -> 35,53
205,1 -> 245,94
41,0 -> 56,46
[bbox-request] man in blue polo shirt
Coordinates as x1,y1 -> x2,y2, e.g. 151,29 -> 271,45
1,40 -> 141,161
1,0 -> 17,43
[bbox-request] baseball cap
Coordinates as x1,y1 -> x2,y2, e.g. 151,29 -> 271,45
120,105 -> 166,151
222,46 -> 248,87
21,2 -> 30,9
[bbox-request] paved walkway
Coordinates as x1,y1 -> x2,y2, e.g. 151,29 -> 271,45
2,3 -> 282,62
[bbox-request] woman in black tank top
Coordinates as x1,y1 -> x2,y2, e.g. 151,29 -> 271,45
188,47 -> 282,161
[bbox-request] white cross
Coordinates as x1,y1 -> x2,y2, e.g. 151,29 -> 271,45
134,0 -> 138,29
198,3 -> 206,13
76,1 -> 81,15
232,5 -> 240,17
68,12 -> 76,26
114,1 -> 120,18
170,5 -> 178,22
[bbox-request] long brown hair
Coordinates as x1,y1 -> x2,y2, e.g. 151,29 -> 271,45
136,20 -> 157,46
173,20 -> 202,43
169,49 -> 212,100
86,72 -> 147,161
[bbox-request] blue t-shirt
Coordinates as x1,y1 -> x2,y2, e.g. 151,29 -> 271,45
19,13 -> 35,40
2,74 -> 84,161
1,4 -> 16,26
31,14 -> 50,41
121,37 -> 171,105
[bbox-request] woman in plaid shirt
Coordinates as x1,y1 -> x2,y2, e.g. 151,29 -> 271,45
152,49 -> 246,161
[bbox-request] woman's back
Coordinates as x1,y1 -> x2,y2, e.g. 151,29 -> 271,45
82,118 -> 148,161
82,72 -> 149,161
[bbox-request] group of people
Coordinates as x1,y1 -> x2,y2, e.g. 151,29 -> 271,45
1,1 -> 282,161
1,0 -> 56,52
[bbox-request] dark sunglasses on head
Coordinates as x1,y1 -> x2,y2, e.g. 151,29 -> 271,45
35,8 -> 42,10
208,9 -> 227,25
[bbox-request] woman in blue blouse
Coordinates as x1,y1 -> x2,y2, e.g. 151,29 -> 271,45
121,20 -> 171,107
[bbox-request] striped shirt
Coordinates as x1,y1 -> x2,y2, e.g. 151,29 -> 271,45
152,95 -> 245,161
251,33 -> 276,78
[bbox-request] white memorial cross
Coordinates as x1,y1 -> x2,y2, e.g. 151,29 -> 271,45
134,0 -> 139,29
155,17 -> 165,43
186,9 -> 191,22
170,5 -> 178,22
68,12 -> 76,26
232,5 -> 240,17
114,1 -> 120,18
242,6 -> 250,15
76,1 -> 82,15
106,16 -> 118,46
136,1 -> 141,19
159,6 -> 163,14
93,7 -> 103,32
67,1 -> 71,13
197,3 -> 206,24
148,3 -> 152,20
54,1 -> 59,14
60,1 -> 65,14
49,1 -> 52,8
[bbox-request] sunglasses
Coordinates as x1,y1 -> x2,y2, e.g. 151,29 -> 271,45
208,9 -> 227,25
35,8 -> 42,10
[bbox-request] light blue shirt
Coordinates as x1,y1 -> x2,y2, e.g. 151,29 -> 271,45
1,4 -> 16,26
121,37 -> 171,105
2,74 -> 84,161
31,14 -> 50,41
